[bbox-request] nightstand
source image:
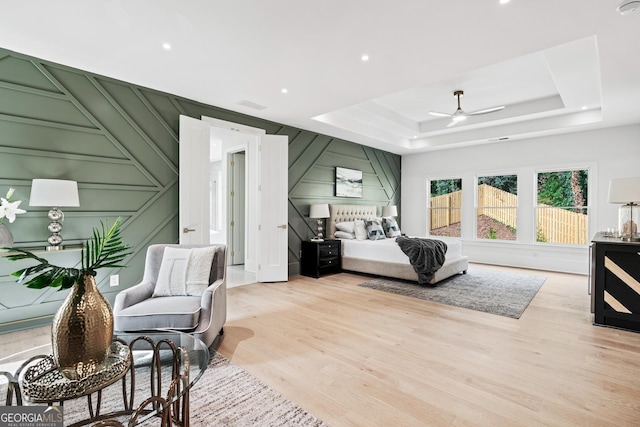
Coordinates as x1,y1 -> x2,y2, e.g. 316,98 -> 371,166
301,240 -> 341,278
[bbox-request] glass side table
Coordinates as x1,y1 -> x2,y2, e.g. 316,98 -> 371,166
0,330 -> 209,427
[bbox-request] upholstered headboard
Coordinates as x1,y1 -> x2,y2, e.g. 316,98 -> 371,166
327,204 -> 378,238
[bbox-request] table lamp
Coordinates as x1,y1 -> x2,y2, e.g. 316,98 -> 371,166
382,205 -> 398,217
608,177 -> 640,242
29,179 -> 80,250
309,204 -> 330,241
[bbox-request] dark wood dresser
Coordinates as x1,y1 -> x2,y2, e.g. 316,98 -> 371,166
591,232 -> 640,332
301,239 -> 341,278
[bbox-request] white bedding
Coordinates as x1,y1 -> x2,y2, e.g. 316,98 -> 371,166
341,237 -> 462,265
327,204 -> 468,283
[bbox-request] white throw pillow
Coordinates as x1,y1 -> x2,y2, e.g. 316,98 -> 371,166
184,247 -> 215,296
354,220 -> 368,240
335,230 -> 355,239
335,221 -> 355,233
153,247 -> 190,297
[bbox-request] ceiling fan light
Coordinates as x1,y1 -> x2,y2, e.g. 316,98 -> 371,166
617,0 -> 640,14
452,115 -> 467,122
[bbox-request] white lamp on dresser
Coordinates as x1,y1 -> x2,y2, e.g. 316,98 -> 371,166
608,177 -> 640,242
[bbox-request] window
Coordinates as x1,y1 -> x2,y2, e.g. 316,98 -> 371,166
536,169 -> 588,245
477,175 -> 517,240
429,179 -> 462,237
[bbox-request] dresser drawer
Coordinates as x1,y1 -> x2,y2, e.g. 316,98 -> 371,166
319,255 -> 339,268
319,243 -> 340,258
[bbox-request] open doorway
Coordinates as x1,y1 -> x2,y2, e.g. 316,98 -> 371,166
180,114 -> 288,284
228,151 -> 245,266
210,132 -> 255,287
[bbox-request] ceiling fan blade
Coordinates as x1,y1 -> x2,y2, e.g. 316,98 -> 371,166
428,111 -> 452,118
468,105 -> 505,115
433,90 -> 504,128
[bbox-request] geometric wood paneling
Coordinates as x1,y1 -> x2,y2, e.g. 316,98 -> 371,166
0,46 -> 400,333
287,136 -> 401,275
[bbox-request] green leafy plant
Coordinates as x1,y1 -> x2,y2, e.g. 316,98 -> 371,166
486,227 -> 498,239
5,218 -> 132,289
536,226 -> 548,243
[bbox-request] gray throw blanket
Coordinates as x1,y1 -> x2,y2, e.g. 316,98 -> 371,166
395,236 -> 447,285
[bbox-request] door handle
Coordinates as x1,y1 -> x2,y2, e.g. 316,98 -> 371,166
277,224 -> 287,229
183,227 -> 196,233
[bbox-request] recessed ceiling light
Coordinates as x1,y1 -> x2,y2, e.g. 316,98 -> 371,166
281,88 -> 288,94
361,54 -> 369,62
499,0 -> 511,4
162,43 -> 172,50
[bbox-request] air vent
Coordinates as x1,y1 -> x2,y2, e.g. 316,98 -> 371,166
237,100 -> 267,110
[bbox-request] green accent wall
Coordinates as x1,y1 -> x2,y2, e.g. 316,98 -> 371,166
0,47 -> 400,334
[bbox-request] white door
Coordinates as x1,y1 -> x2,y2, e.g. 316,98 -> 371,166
179,115 -> 210,244
257,135 -> 288,282
178,115 -> 288,282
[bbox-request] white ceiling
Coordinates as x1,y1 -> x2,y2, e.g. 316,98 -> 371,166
1,0 -> 639,155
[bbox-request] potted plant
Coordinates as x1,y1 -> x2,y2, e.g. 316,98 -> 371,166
5,217 -> 131,379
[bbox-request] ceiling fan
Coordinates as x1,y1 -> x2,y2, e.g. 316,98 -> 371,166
429,90 -> 505,128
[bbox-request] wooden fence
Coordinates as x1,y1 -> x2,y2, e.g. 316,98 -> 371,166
430,184 -> 588,244
477,184 -> 517,229
536,206 -> 588,244
429,190 -> 462,228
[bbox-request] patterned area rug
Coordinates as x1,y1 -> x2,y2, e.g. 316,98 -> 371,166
358,269 -> 546,318
62,352 -> 327,426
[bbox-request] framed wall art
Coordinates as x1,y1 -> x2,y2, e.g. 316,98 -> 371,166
335,167 -> 363,198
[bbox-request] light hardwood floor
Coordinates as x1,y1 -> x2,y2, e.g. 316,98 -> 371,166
217,264 -> 640,426
2,264 -> 640,426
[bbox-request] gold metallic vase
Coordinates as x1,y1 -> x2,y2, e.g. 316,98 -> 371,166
52,274 -> 113,380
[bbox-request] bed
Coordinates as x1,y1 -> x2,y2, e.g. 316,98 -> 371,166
327,204 -> 468,285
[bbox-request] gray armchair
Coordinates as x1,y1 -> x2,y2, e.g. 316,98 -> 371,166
113,244 -> 227,348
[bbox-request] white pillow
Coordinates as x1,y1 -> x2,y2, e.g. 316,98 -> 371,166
335,230 -> 355,239
153,247 -> 190,296
354,220 -> 368,240
184,246 -> 215,296
335,221 -> 355,233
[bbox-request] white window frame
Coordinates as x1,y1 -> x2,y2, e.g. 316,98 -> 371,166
427,177 -> 463,238
534,166 -> 592,247
475,173 -> 519,242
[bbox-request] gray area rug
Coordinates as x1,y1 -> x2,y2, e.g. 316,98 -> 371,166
61,352 -> 327,426
358,269 -> 546,318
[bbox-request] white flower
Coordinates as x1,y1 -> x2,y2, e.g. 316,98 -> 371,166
0,197 -> 26,223
5,188 -> 15,199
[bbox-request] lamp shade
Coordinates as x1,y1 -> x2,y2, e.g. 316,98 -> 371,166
382,205 -> 398,217
608,177 -> 640,204
29,179 -> 80,207
309,204 -> 330,219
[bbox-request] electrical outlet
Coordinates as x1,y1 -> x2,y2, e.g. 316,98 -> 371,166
110,274 -> 119,287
